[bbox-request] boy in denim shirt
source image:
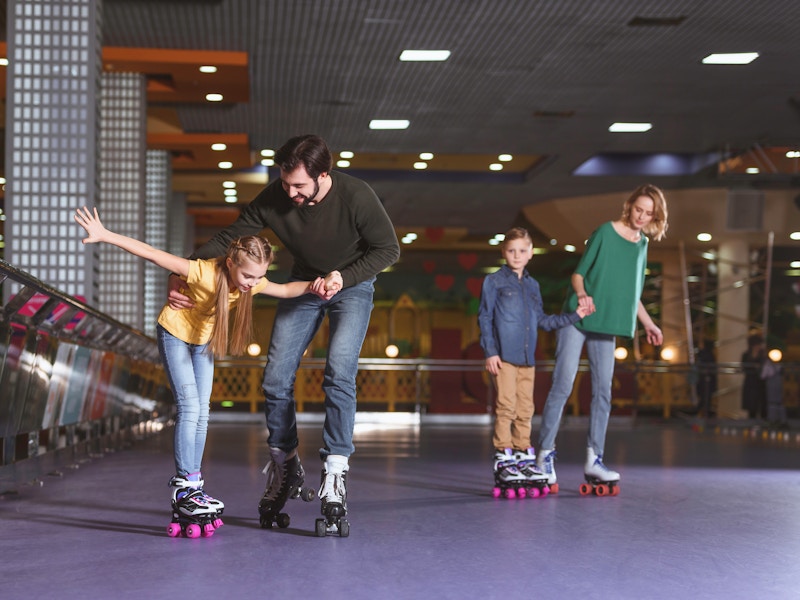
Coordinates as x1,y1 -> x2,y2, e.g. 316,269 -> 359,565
478,227 -> 591,497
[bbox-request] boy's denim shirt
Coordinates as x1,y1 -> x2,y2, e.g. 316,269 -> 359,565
478,265 -> 580,367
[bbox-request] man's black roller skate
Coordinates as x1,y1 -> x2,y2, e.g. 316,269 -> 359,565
315,455 -> 349,537
258,448 -> 316,529
166,476 -> 221,539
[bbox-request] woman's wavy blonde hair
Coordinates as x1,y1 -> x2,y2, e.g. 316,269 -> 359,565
621,183 -> 669,241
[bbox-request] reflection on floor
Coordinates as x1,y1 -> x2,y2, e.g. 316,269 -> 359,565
3,416 -> 800,599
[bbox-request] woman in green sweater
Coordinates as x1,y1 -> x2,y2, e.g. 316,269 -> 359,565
535,184 -> 669,494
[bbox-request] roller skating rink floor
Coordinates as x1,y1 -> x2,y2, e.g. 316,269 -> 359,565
3,413 -> 800,599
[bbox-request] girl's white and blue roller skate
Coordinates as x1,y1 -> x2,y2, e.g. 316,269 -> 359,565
166,475 -> 222,539
513,448 -> 551,498
492,448 -> 528,499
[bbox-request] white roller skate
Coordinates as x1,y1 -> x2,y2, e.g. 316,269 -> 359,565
258,448 -> 316,529
579,447 -> 620,497
316,454 -> 350,537
513,448 -> 550,498
536,448 -> 559,494
166,475 -> 221,538
492,448 -> 528,499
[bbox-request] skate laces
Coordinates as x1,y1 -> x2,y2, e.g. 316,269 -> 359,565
318,472 -> 346,503
262,460 -> 287,501
593,455 -> 611,472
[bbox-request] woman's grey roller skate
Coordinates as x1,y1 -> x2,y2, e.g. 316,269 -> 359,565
492,448 -> 528,499
513,448 -> 550,498
579,447 -> 620,497
258,448 -> 316,529
315,455 -> 349,537
166,475 -> 221,538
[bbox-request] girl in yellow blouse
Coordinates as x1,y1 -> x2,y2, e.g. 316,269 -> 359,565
75,206 -> 336,538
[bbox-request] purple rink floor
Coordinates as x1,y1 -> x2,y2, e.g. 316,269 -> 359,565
3,414 -> 800,600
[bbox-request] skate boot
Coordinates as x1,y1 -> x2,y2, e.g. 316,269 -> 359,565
166,476 -> 220,538
258,448 -> 316,529
513,448 -> 550,498
315,455 -> 350,537
580,447 -> 620,497
190,472 -> 225,525
536,447 -> 559,494
492,448 -> 527,499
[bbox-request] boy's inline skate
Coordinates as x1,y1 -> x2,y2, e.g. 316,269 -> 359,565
579,447 -> 620,497
258,448 -> 316,529
513,448 -> 550,498
166,475 -> 223,538
315,455 -> 349,537
492,448 -> 528,499
536,447 -> 559,494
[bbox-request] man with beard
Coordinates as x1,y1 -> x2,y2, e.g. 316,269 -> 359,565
168,135 -> 400,535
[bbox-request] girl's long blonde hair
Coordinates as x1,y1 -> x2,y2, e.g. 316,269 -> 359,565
207,236 -> 273,358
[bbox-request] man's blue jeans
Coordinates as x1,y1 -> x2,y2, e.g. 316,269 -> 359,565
538,324 -> 616,455
262,278 -> 375,458
157,325 -> 214,476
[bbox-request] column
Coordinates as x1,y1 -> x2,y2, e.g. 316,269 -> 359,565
4,0 -> 102,303
98,71 -> 147,329
143,150 -> 170,337
716,238 -> 750,418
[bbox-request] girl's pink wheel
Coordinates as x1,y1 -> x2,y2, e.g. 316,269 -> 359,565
540,486 -> 549,497
492,487 -> 502,498
528,487 -> 540,499
504,488 -> 516,499
213,518 -> 224,529
517,487 -> 527,498
185,524 -> 202,538
202,524 -> 215,537
166,523 -> 182,538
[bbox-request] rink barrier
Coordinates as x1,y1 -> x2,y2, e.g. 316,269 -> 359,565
0,260 -> 168,495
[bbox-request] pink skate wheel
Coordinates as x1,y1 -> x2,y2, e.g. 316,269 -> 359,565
202,523 -> 216,537
213,518 -> 224,529
504,488 -> 516,499
492,487 -> 502,498
166,523 -> 182,538
528,487 -> 540,499
540,486 -> 550,497
185,524 -> 202,538
517,487 -> 527,498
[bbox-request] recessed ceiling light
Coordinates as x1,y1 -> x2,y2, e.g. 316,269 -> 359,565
199,65 -> 217,73
702,52 -> 759,65
791,261 -> 800,269
498,154 -> 513,162
369,119 -> 410,130
399,50 -> 451,62
489,239 -> 500,246
222,181 -> 236,188
609,122 -> 652,132
206,93 -> 224,102
489,163 -> 503,171
211,143 -> 227,151
786,151 -> 800,159
419,152 -> 434,160
337,160 -> 351,168
261,158 -> 275,167
261,149 -> 275,157
224,196 -> 238,204
218,161 -> 233,169
223,189 -> 237,196
697,233 -> 712,242
564,244 -> 576,253
791,232 -> 800,241
0,58 -> 8,66
413,162 -> 427,170
340,151 -> 354,159
746,167 -> 760,174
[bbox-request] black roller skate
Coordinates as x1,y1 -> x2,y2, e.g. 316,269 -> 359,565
258,448 -> 316,529
492,448 -> 527,499
315,455 -> 349,537
513,448 -> 551,499
166,476 -> 221,539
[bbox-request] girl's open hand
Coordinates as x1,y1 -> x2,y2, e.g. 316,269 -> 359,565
74,206 -> 106,244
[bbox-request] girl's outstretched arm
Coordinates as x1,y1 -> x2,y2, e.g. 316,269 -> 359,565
75,207 -> 190,278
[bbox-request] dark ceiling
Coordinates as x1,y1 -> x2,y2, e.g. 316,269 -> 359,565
5,0 -> 800,251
